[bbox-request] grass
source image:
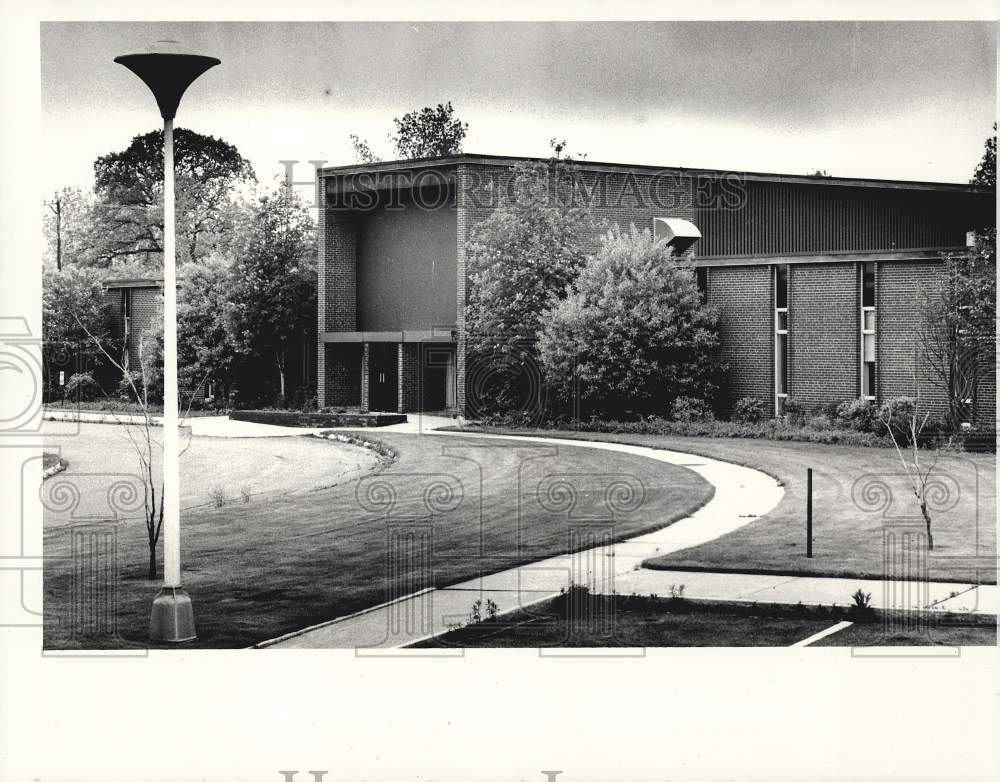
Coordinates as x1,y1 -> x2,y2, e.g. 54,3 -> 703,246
43,429 -> 713,649
414,593 -> 997,648
42,421 -> 381,519
454,427 -> 996,584
814,622 -> 997,646
414,596 -> 835,647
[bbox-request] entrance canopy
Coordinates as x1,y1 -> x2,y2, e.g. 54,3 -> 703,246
653,217 -> 702,254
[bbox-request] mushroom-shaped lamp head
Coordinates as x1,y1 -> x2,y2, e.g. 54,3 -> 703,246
114,41 -> 220,120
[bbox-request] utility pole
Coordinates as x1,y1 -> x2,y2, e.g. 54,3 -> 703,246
46,191 -> 62,271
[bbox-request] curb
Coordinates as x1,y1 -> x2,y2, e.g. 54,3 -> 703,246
43,411 -> 191,429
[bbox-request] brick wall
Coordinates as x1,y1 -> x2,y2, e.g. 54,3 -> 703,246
877,257 -> 998,431
877,262 -> 949,418
398,343 -> 420,412
102,285 -> 162,371
321,343 -> 362,409
706,265 -> 773,411
320,209 -> 358,332
317,175 -> 360,407
787,263 -> 858,409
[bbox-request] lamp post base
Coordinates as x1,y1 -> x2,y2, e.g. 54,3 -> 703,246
149,586 -> 197,642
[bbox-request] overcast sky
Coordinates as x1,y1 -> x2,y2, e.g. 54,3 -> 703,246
40,21 -> 996,197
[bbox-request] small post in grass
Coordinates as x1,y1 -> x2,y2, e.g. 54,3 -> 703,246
806,467 -> 813,558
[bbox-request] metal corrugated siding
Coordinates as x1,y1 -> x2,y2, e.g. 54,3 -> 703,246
695,180 -> 993,257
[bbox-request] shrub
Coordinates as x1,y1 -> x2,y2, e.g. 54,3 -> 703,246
671,396 -> 714,423
849,588 -> 875,620
538,224 -> 725,418
879,396 -> 917,446
731,396 -> 766,424
64,371 -> 100,402
805,413 -> 833,431
208,486 -> 226,508
836,398 -> 878,432
782,397 -> 805,426
819,399 -> 850,420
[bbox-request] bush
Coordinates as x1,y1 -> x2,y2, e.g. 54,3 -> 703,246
879,397 -> 917,446
731,396 -> 766,424
64,372 -> 100,402
468,414 -> 888,447
805,413 -> 833,431
836,398 -> 878,432
782,397 -> 805,426
671,396 -> 714,423
538,224 -> 725,418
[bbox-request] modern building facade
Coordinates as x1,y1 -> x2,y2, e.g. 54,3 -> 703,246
103,277 -> 163,372
316,154 -> 995,423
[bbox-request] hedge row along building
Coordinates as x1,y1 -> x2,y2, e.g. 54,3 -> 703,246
316,154 -> 995,423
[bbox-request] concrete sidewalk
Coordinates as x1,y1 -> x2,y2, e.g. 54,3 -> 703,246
608,568 -> 998,614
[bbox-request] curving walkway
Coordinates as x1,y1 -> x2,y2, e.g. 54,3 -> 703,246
259,431 -> 785,649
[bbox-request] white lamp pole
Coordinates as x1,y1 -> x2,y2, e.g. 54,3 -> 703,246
115,41 -> 220,642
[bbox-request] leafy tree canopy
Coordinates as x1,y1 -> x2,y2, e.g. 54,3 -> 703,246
91,128 -> 255,268
224,188 -> 317,399
971,123 -> 996,189
538,225 -> 725,418
390,101 -> 468,159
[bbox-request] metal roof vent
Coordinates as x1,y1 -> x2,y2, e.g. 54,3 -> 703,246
653,217 -> 701,255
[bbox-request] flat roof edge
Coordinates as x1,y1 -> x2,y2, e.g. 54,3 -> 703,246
318,152 -> 991,193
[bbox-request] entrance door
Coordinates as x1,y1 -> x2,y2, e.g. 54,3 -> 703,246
368,343 -> 398,412
420,344 -> 456,412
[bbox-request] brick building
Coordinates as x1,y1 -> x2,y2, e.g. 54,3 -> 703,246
316,154 -> 995,423
103,277 -> 163,372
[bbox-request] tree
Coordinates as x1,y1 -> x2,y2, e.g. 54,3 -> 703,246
41,266 -> 118,398
177,254 -> 239,398
971,123 -> 996,188
390,102 -> 468,159
464,161 -> 594,415
42,187 -> 99,270
879,394 -> 940,551
225,188 -> 317,401
919,231 -> 996,428
92,128 -> 255,268
538,225 -> 725,418
67,295 -> 178,581
349,133 -> 381,164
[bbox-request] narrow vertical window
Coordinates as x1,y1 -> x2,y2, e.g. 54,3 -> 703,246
696,266 -> 708,302
122,289 -> 132,337
861,262 -> 876,400
775,264 -> 789,415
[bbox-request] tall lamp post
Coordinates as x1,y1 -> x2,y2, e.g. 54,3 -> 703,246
114,41 -> 220,642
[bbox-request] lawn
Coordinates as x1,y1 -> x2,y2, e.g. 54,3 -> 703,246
43,428 -> 713,649
457,428 -> 996,584
413,593 -> 997,648
814,621 -> 996,646
413,597 -> 836,647
42,421 -> 381,518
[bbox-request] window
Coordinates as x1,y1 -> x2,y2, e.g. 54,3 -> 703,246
860,263 -> 876,400
775,264 -> 789,415
122,289 -> 132,337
